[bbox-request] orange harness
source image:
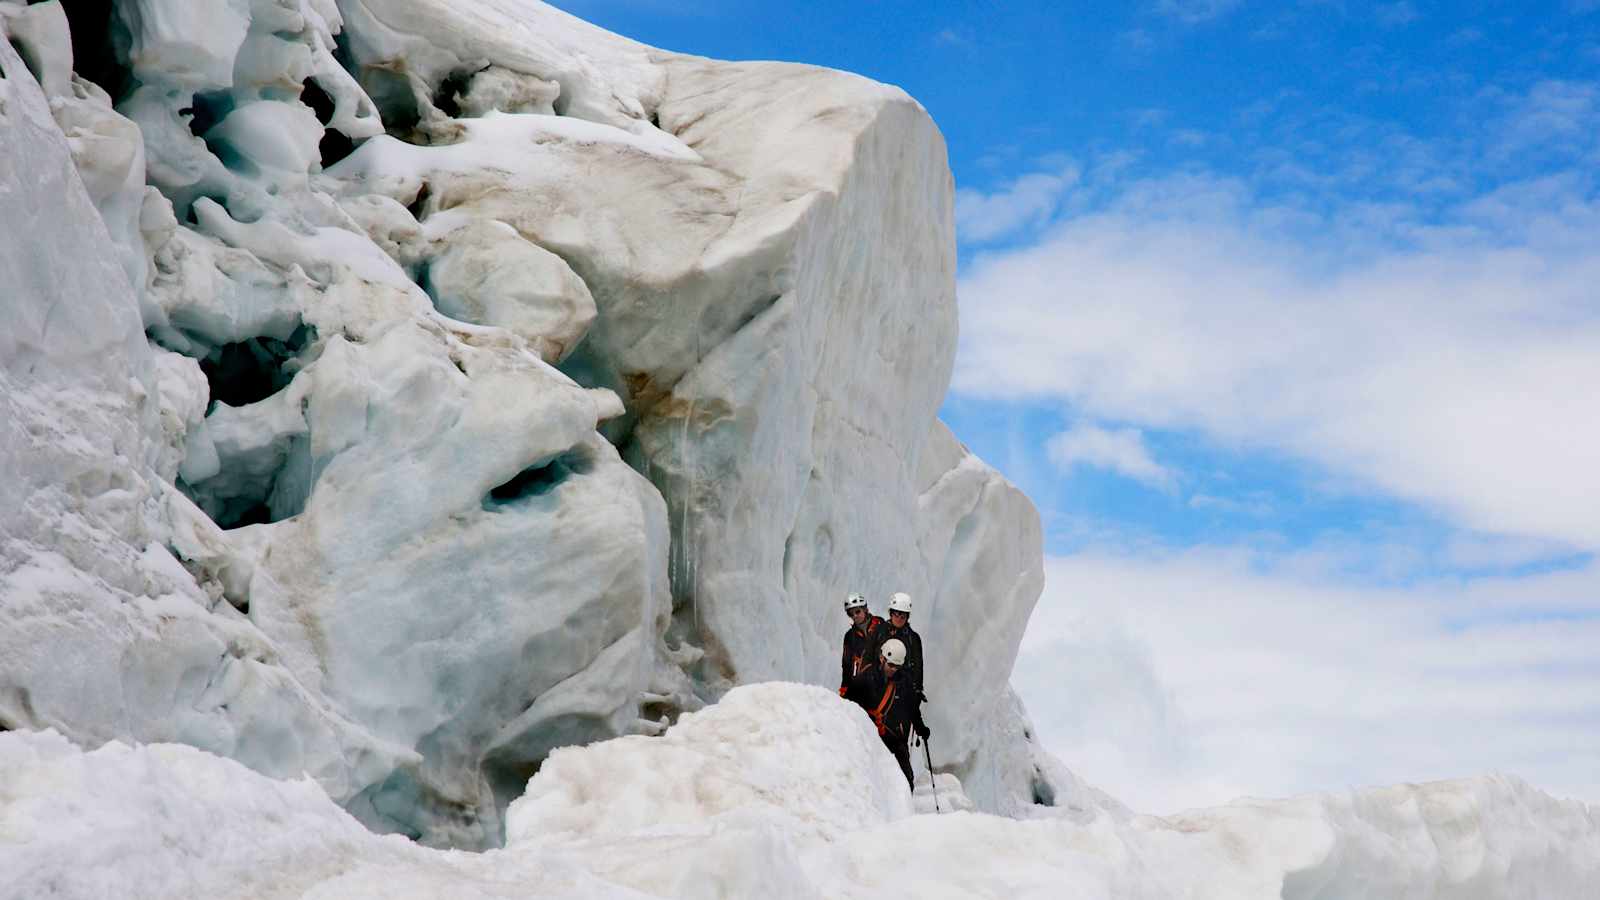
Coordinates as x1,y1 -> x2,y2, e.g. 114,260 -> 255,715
870,681 -> 897,737
849,619 -> 880,678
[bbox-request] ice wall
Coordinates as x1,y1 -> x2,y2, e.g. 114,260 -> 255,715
327,0 -> 1049,810
0,0 -> 1051,846
0,12 -> 409,818
0,2 -> 680,849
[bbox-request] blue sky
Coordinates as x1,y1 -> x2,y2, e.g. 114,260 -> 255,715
549,1 -> 1600,812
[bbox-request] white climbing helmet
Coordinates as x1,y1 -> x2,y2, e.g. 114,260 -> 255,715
880,638 -> 907,666
844,592 -> 868,611
888,592 -> 913,615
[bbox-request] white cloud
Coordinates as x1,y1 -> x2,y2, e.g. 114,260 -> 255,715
1491,80 -> 1600,162
1441,532 -> 1582,571
1129,107 -> 1171,129
1155,0 -> 1244,24
1047,424 -> 1177,489
953,166 -> 1600,550
1187,492 -> 1273,517
954,163 -> 1080,244
1015,551 -> 1600,814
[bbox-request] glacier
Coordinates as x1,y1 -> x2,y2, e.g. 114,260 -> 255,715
0,0 -> 1044,850
2,0 -> 1598,895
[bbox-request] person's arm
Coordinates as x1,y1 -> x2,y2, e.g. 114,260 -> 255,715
910,633 -> 926,698
845,668 -> 874,706
862,621 -> 883,668
840,635 -> 851,694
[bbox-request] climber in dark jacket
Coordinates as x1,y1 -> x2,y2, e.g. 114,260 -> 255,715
879,592 -> 925,700
846,637 -> 929,790
839,592 -> 885,694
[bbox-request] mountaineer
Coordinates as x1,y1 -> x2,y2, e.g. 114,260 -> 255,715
846,637 -> 929,790
879,592 -> 925,701
839,592 -> 885,695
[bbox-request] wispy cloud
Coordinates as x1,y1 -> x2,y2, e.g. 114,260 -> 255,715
1374,1 -> 1420,27
1048,424 -> 1177,490
1130,108 -> 1172,130
1442,532 -> 1583,571
1155,0 -> 1245,24
954,162 -> 1081,244
1119,28 -> 1158,54
546,0 -> 713,15
975,79 -> 1600,802
1489,80 -> 1600,162
1015,550 -> 1600,813
953,92 -> 1600,550
1188,492 -> 1274,517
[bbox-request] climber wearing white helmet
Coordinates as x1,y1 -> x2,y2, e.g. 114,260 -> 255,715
844,636 -> 928,790
879,591 -> 926,703
838,592 -> 884,696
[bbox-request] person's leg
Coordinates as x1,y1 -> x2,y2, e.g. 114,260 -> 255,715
877,733 -> 915,790
891,741 -> 914,791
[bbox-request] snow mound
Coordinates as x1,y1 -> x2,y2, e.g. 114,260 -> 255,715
506,683 -> 913,843
0,730 -> 419,900
5,684 -> 1598,900
835,776 -> 1600,899
913,771 -> 976,814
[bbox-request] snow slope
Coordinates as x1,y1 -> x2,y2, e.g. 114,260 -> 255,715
5,683 -> 1596,900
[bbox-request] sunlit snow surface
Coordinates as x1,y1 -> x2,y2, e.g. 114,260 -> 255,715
4,684 -> 1598,900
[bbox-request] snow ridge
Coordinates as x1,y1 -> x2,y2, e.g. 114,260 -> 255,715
5,685 -> 1597,900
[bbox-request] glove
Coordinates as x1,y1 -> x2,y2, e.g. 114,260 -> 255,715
839,685 -> 848,698
914,720 -> 930,740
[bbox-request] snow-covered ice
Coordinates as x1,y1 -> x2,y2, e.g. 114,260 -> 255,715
5,683 -> 1597,900
1,0 -> 1050,847
1,4 -> 684,849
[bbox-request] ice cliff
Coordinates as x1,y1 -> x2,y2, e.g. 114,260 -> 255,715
0,0 -> 1046,851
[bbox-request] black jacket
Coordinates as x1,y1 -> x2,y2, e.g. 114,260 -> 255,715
840,615 -> 885,691
846,664 -> 926,747
877,621 -> 924,698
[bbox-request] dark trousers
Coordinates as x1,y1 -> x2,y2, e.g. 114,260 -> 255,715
883,735 -> 913,790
